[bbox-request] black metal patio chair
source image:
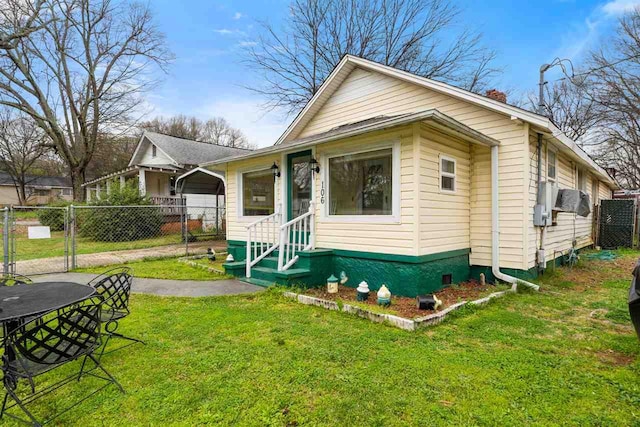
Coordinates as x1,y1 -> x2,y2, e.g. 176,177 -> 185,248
0,295 -> 124,426
0,273 -> 33,287
88,267 -> 144,356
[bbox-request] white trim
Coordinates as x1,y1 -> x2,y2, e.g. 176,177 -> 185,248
546,144 -> 558,183
236,164 -> 277,223
202,110 -> 499,168
129,132 -> 181,168
319,139 -> 400,224
439,155 -> 457,193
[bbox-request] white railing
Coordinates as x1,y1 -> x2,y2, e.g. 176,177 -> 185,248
246,207 -> 282,278
278,202 -> 315,271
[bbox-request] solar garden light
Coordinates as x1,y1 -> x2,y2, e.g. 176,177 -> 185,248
327,274 -> 339,294
377,285 -> 391,307
356,281 -> 370,301
225,254 -> 234,262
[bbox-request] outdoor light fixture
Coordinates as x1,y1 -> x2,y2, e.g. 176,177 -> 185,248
271,162 -> 281,178
309,158 -> 320,174
327,274 -> 339,294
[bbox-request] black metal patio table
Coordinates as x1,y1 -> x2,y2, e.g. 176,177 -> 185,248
0,282 -> 96,361
0,282 -> 96,323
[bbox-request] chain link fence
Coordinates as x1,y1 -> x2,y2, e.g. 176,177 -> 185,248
2,204 -> 225,275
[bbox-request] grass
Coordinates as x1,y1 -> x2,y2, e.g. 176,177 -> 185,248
4,232 -> 183,261
4,250 -> 640,425
75,257 -> 231,281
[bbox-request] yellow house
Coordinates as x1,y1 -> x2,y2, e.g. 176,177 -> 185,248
199,55 -> 618,297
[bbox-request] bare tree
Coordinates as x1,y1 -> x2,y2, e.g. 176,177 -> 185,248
0,0 -> 172,201
586,9 -> 640,188
0,109 -> 47,204
141,115 -> 253,148
529,78 -> 604,142
245,0 -> 500,114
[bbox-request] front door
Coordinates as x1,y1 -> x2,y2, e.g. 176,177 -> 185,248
287,150 -> 312,220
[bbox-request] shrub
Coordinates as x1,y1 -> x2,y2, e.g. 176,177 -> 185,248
78,181 -> 163,242
36,202 -> 71,231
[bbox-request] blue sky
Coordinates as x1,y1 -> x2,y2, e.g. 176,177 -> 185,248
146,0 -> 637,147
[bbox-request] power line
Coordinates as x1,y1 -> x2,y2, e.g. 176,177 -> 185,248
553,53 -> 640,83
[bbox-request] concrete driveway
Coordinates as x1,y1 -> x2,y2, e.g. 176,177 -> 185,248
32,272 -> 265,297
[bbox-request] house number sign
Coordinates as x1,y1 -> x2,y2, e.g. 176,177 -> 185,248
320,181 -> 325,204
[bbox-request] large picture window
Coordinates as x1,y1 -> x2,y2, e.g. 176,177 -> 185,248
242,169 -> 275,216
328,148 -> 393,216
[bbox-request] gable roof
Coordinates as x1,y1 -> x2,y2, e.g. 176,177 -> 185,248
0,172 -> 71,188
275,55 -> 617,188
129,131 -> 250,167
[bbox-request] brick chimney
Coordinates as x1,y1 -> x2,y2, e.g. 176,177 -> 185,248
486,89 -> 507,103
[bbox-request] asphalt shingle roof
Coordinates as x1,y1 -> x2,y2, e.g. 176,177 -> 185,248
143,131 -> 250,166
0,172 -> 71,187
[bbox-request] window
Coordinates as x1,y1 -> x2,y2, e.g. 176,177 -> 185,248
241,169 -> 275,216
440,156 -> 456,192
328,148 -> 393,216
577,168 -> 587,192
152,145 -> 157,158
61,188 -> 71,196
547,148 -> 557,182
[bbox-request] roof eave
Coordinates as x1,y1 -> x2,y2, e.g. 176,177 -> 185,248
203,110 -> 499,167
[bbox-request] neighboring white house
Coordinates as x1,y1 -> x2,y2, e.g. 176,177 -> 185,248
83,131 -> 249,207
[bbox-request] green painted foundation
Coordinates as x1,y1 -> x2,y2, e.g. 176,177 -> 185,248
225,240 -> 584,296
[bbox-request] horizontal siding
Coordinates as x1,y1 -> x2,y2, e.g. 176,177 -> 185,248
525,131 -> 615,269
419,124 -> 470,255
224,154 -> 282,242
296,66 -> 527,269
314,126 -> 416,255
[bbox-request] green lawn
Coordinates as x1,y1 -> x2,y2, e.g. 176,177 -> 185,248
5,232 -> 183,260
4,250 -> 640,425
75,257 -> 231,281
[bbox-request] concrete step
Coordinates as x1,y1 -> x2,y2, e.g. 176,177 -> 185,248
258,256 -> 279,269
242,277 -> 273,288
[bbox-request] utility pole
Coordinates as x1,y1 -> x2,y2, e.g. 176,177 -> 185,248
538,63 -> 552,115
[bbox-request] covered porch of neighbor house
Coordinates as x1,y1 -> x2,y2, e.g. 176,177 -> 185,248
83,164 -> 184,206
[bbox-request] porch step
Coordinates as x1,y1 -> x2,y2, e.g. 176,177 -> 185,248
250,266 -> 312,285
259,256 -> 279,269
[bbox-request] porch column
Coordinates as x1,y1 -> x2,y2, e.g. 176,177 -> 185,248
106,180 -> 112,195
119,175 -> 126,189
86,187 -> 91,202
96,183 -> 101,199
138,169 -> 146,196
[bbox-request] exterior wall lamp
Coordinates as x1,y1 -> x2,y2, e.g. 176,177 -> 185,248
309,158 -> 320,174
271,162 -> 281,178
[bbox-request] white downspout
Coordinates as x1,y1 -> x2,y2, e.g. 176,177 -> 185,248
491,145 -> 540,291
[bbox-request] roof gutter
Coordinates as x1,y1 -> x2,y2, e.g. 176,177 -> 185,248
491,144 -> 540,291
202,110 -> 499,167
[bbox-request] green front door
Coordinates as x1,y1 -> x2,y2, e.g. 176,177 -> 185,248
287,150 -> 313,221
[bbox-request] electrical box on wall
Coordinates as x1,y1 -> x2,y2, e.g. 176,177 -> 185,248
534,181 -> 559,226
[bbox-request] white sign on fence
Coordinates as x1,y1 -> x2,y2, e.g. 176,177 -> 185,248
27,226 -> 51,239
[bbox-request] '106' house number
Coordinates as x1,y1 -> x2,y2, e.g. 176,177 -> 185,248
320,181 -> 325,204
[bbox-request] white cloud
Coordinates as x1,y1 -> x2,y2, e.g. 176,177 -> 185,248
552,0 -> 638,62
197,98 -> 288,148
213,28 -> 246,36
233,12 -> 244,20
602,0 -> 640,16
237,41 -> 257,47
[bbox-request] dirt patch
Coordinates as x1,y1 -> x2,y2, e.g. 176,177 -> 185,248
596,349 -> 635,366
303,281 -> 508,319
